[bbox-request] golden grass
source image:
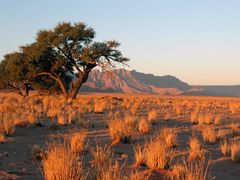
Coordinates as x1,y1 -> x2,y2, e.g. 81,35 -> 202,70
220,138 -> 229,156
230,141 -> 240,162
188,137 -> 204,161
202,126 -> 218,144
231,123 -> 239,136
183,158 -> 211,180
138,118 -> 151,134
134,145 -> 145,166
124,115 -> 138,129
147,110 -> 158,124
90,144 -> 141,180
144,137 -> 172,169
0,119 -> 15,136
160,127 -> 178,148
214,116 -> 222,125
171,163 -> 186,179
108,119 -> 133,143
69,129 -> 87,154
190,113 -> 198,124
42,141 -> 84,180
0,133 -> 5,143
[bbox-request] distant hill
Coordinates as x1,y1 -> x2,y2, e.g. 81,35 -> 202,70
196,85 -> 240,96
80,69 -> 240,96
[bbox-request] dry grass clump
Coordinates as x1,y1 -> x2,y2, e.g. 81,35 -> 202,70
58,113 -> 67,125
90,144 -> 112,171
164,113 -> 171,121
144,138 -> 172,169
214,116 -> 222,125
94,100 -> 107,113
0,119 -> 15,136
230,141 -> 240,162
108,119 -> 133,143
91,144 -> 142,180
42,141 -> 84,180
197,114 -> 205,125
220,138 -> 229,156
204,114 -> 213,125
124,115 -> 138,129
138,118 -> 151,134
69,130 -> 87,154
160,128 -> 178,148
171,163 -> 186,179
188,137 -> 204,161
231,123 -> 239,136
134,145 -> 145,166
182,158 -> 210,180
97,160 -> 127,180
190,113 -> 198,124
0,133 -> 5,143
202,126 -> 218,144
147,110 -> 158,124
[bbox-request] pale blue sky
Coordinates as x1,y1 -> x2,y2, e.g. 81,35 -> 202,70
0,0 -> 240,85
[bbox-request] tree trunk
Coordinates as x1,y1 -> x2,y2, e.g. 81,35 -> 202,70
69,71 -> 89,100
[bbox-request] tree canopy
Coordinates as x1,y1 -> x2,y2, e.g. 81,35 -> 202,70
0,22 -> 129,99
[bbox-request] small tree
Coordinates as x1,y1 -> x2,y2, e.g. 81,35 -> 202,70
0,52 -> 31,97
31,22 -> 129,99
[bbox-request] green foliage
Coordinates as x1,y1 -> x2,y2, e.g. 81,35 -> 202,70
0,21 -> 129,98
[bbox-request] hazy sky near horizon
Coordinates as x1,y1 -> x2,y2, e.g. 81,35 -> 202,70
0,0 -> 240,85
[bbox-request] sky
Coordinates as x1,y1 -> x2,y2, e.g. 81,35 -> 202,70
0,0 -> 240,85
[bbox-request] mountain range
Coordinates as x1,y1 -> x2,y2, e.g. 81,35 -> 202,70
81,69 -> 240,96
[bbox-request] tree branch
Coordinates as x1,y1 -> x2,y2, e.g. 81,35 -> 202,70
57,46 -> 82,74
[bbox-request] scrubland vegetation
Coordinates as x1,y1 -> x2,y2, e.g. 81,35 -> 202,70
0,93 -> 240,179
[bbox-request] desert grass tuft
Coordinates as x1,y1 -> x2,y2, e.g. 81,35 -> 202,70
147,110 -> 158,124
138,118 -> 151,134
188,136 -> 204,161
230,141 -> 240,162
144,137 -> 172,169
42,140 -> 85,180
108,119 -> 133,143
220,138 -> 229,156
202,126 -> 218,144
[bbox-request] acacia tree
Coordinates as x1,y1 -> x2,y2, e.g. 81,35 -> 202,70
30,22 -> 129,99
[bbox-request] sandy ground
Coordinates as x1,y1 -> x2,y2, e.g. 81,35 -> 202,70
0,93 -> 240,179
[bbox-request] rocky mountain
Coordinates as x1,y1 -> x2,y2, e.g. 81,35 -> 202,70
80,69 -> 240,96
